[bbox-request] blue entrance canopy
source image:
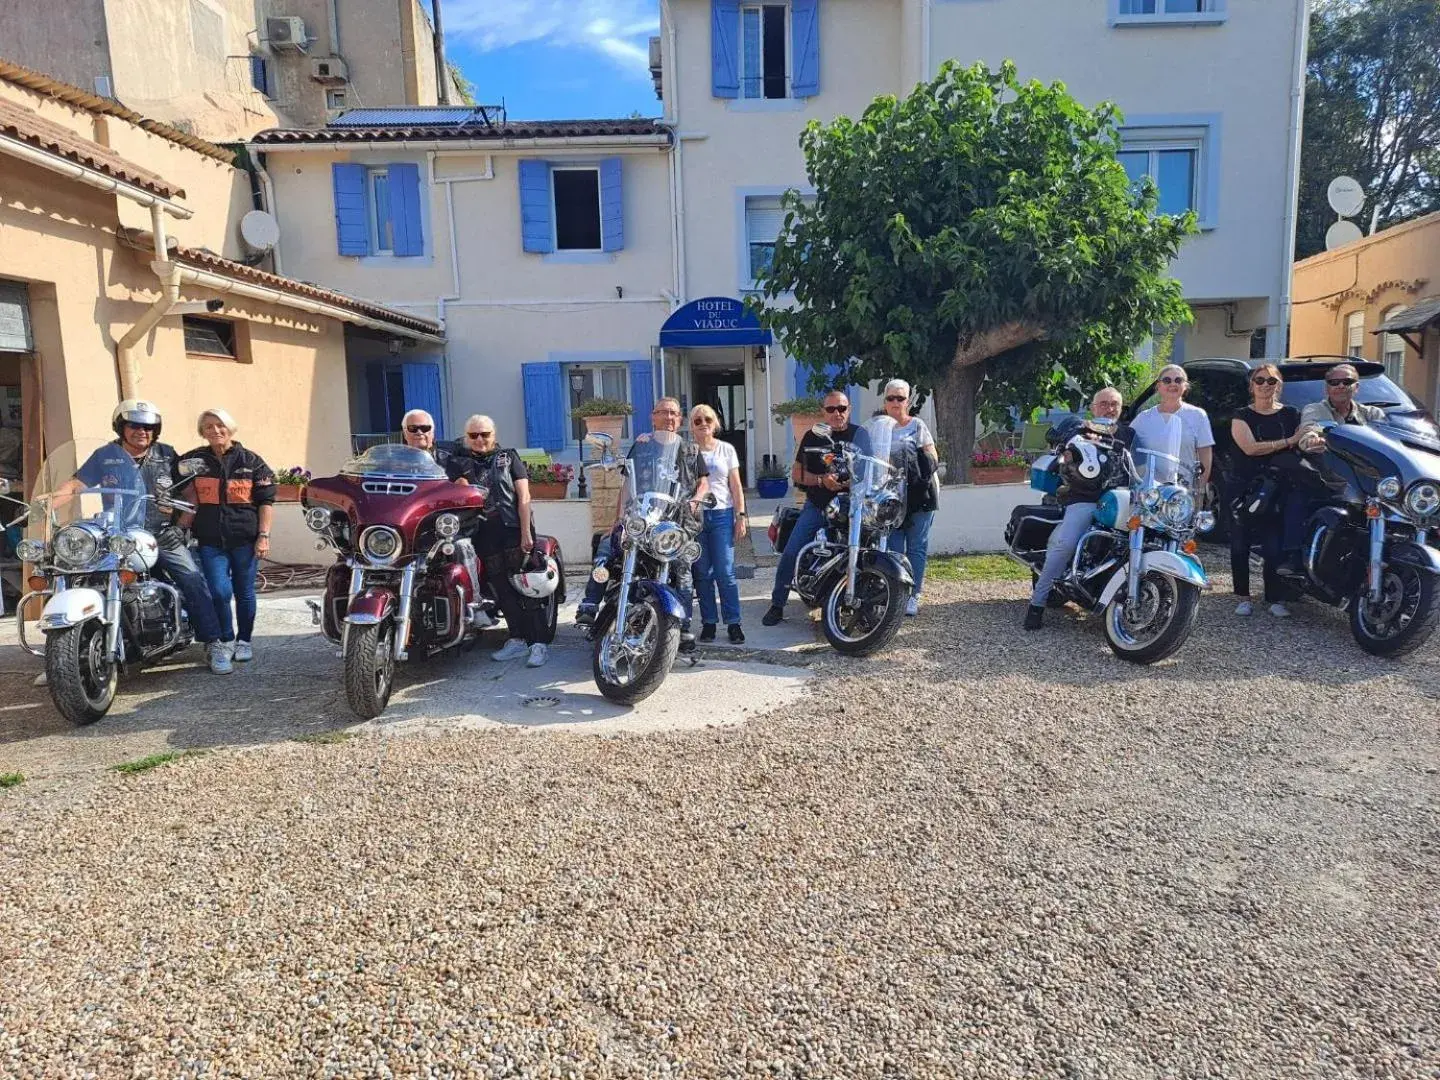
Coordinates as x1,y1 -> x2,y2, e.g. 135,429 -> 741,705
659,296 -> 773,348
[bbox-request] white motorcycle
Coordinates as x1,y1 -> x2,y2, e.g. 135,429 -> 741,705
10,441 -> 199,725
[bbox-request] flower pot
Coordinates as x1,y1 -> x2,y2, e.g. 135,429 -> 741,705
756,476 -> 789,500
583,414 -> 627,443
970,465 -> 1028,485
529,480 -> 569,500
274,485 -> 303,503
788,413 -> 825,447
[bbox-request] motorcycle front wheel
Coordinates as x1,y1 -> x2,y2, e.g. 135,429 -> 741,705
1350,562 -> 1439,658
1104,571 -> 1200,665
821,565 -> 906,657
344,619 -> 396,720
45,620 -> 117,726
593,594 -> 680,705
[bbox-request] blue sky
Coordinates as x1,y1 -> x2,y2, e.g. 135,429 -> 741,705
441,0 -> 664,120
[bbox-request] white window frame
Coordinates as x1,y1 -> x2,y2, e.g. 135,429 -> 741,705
1109,0 -> 1227,27
1345,311 -> 1365,358
737,187 -> 815,292
1381,306 -> 1407,381
551,166 -> 604,253
739,2 -> 792,101
367,167 -> 393,255
1118,135 -> 1202,217
564,362 -> 632,444
326,87 -> 348,110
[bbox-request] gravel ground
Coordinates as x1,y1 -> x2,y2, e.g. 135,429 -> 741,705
1,574 -> 1438,1078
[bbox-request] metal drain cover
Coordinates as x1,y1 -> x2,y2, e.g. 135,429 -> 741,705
522,695 -> 561,709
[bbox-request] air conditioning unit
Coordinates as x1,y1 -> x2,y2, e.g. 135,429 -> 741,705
266,16 -> 309,52
310,56 -> 348,84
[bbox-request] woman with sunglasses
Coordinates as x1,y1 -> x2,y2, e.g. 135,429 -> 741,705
880,380 -> 939,616
1229,364 -> 1303,618
687,404 -> 746,643
1128,365 -> 1215,488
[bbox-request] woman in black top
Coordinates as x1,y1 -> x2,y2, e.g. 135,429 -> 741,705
1228,364 -> 1303,617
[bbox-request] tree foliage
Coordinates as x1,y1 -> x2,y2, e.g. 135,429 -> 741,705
751,61 -> 1194,480
1298,0 -> 1440,259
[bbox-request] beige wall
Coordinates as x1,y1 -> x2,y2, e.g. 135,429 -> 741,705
0,0 -> 113,96
1292,212 -> 1440,408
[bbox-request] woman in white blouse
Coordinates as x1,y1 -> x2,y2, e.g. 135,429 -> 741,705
688,404 -> 747,643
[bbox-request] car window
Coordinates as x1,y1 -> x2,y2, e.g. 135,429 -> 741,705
1280,373 -> 1419,412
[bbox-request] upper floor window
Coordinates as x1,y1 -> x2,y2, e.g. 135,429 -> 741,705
1110,0 -> 1226,26
1346,311 -> 1365,358
519,158 -> 625,256
369,168 -> 394,254
1381,306 -> 1409,380
746,196 -> 786,282
553,168 -> 603,251
1115,117 -> 1219,227
712,0 -> 820,102
1118,143 -> 1197,217
332,162 -> 424,258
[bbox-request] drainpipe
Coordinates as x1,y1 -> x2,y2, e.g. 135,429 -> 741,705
253,150 -> 284,275
327,0 -> 341,53
115,204 -> 181,398
1277,0 -> 1311,353
432,0 -> 451,104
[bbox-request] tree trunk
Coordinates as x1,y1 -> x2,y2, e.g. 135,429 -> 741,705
935,361 -> 985,485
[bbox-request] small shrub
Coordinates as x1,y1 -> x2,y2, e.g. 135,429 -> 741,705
572,398 -> 634,418
0,772 -> 25,789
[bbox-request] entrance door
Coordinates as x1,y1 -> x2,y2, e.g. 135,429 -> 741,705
692,365 -> 748,485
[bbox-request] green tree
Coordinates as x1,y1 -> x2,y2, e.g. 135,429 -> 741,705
1298,0 -> 1440,259
448,62 -> 477,106
752,61 -> 1194,481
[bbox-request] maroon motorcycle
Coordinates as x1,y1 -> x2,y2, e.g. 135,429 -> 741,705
302,444 -> 564,719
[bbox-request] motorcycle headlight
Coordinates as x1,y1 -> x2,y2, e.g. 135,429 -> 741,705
1194,510 -> 1216,534
108,533 -> 137,559
359,525 -> 403,564
1405,481 -> 1440,519
54,525 -> 101,569
16,538 -> 47,563
623,514 -> 649,542
435,512 -> 461,539
1159,487 -> 1195,529
647,521 -> 686,559
1140,488 -> 1164,513
680,541 -> 701,564
1378,476 -> 1402,500
305,506 -> 332,533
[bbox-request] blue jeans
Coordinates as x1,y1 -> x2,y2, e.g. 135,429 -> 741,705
887,509 -> 934,597
771,502 -> 828,609
198,544 -> 258,643
155,531 -> 221,643
695,508 -> 741,626
1030,502 -> 1097,606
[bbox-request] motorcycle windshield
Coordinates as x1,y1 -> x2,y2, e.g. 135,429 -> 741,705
1133,411 -> 1189,487
853,415 -> 904,501
30,439 -> 149,542
341,443 -> 448,480
625,432 -> 684,510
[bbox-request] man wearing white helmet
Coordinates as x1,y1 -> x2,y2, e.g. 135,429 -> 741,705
58,400 -> 228,672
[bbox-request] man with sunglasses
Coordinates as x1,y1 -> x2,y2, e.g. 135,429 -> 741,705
400,408 -> 467,480
1297,363 -> 1385,453
762,389 -> 872,627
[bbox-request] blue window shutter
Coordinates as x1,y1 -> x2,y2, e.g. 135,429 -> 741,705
793,358 -> 808,397
791,0 -> 821,98
366,364 -> 389,431
599,157 -> 625,252
387,162 -> 424,257
518,159 -> 554,254
522,361 -> 566,451
629,358 -> 655,436
332,163 -> 370,256
401,362 -> 445,440
711,0 -> 740,99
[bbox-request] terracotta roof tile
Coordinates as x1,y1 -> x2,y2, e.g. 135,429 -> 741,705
251,118 -> 670,145
0,95 -> 183,198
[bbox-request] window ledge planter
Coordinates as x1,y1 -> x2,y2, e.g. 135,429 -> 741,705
274,485 -> 304,503
574,398 -> 633,444
969,465 -> 1028,486
529,481 -> 570,500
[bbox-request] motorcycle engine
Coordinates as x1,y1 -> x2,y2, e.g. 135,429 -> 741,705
126,582 -> 178,649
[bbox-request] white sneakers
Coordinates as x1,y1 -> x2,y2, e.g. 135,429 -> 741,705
1269,602 -> 1291,618
207,641 -> 233,674
905,596 -> 920,617
491,638 -> 529,662
1235,600 -> 1254,616
232,640 -> 253,662
526,643 -> 549,668
1236,598 -> 1290,618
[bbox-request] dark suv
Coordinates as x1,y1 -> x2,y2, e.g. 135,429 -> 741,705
1126,356 -> 1440,538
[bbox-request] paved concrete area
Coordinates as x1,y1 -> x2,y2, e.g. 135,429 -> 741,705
0,570 -> 818,782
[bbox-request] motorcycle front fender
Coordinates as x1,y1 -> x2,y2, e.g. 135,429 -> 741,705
345,587 -> 397,625
39,587 -> 108,631
815,548 -> 914,593
632,579 -> 687,623
1097,549 -> 1209,608
1386,539 -> 1440,575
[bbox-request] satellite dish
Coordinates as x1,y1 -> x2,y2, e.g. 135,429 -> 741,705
239,210 -> 280,253
1327,176 -> 1365,218
1325,219 -> 1364,251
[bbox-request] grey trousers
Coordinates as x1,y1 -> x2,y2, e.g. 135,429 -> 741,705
1030,502 -> 1097,606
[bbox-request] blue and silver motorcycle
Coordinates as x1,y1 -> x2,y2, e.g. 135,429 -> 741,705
1006,417 -> 1213,663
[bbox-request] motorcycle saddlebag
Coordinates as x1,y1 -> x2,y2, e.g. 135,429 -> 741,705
1005,504 -> 1064,553
769,505 -> 803,554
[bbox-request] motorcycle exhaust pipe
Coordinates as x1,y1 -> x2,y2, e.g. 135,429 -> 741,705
304,598 -> 323,626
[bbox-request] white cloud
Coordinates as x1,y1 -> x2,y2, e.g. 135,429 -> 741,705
443,1 -> 659,76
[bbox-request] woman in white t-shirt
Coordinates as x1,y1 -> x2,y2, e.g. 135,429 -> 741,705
688,404 -> 748,644
881,379 -> 940,616
1129,364 -> 1215,488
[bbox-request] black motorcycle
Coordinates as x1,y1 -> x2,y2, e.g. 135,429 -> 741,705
1261,421 -> 1440,657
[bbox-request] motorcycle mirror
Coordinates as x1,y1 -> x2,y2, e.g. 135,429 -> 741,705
0,478 -> 9,495
811,423 -> 833,438
177,459 -> 203,477
584,431 -> 615,455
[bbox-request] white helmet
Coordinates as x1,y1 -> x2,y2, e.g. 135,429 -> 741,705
112,398 -> 163,440
512,553 -> 560,599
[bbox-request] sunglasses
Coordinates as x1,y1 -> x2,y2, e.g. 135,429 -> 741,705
467,430 -> 494,439
884,395 -> 908,403
1251,376 -> 1280,387
1327,378 -> 1358,387
823,404 -> 849,414
690,417 -> 712,425
1159,376 -> 1186,386
406,424 -> 433,434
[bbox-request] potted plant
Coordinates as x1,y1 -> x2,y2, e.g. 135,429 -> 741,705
573,398 -> 633,442
969,448 -> 1029,485
772,396 -> 827,448
756,456 -> 789,499
528,461 -> 575,500
273,465 -> 311,502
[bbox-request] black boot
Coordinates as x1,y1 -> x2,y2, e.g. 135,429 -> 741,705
1023,604 -> 1045,631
